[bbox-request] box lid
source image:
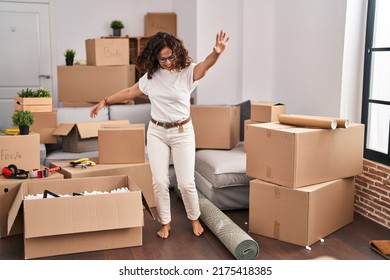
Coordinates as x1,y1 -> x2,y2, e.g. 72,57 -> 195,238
52,119 -> 129,138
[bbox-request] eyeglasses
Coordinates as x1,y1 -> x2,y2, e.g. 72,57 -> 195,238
158,55 -> 175,63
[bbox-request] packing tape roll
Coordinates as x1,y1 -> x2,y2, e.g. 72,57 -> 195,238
278,114 -> 338,130
198,192 -> 259,260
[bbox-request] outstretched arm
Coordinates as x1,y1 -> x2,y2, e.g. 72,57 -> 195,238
193,30 -> 229,82
90,82 -> 144,118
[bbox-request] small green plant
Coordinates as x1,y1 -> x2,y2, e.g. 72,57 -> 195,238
17,88 -> 35,98
17,88 -> 52,98
12,110 -> 35,127
34,88 -> 52,97
64,49 -> 76,59
110,20 -> 124,29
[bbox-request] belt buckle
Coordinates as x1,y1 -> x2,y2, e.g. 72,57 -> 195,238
162,122 -> 167,129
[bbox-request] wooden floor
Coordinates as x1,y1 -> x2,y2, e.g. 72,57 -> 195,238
1,189 -> 389,260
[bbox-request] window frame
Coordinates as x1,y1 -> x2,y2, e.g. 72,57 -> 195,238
362,0 -> 390,166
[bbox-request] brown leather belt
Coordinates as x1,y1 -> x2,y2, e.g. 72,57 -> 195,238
151,116 -> 191,129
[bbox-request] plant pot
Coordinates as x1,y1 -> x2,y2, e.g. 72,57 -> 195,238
19,125 -> 29,135
65,57 -> 74,66
113,29 -> 121,37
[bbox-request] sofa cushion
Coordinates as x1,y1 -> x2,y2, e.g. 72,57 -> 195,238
195,170 -> 249,210
109,103 -> 151,129
57,106 -> 109,124
195,142 -> 251,188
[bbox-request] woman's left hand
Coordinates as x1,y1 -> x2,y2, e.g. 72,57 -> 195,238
213,30 -> 229,54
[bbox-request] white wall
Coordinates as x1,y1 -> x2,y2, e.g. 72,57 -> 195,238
341,0 -> 368,122
195,0 -> 243,105
240,0 -> 367,121
53,0 -> 174,65
242,0 -> 275,103
48,0 -> 368,120
273,0 -> 348,117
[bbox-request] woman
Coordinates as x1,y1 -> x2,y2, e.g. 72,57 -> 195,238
90,30 -> 229,239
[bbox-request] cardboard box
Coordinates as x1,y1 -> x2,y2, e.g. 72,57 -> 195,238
144,13 -> 177,36
14,96 -> 53,112
49,159 -> 155,207
250,102 -> 286,122
99,124 -> 145,164
249,177 -> 355,247
243,119 -> 259,151
52,120 -> 129,153
246,122 -> 364,188
8,175 -> 150,259
30,111 -> 57,144
0,171 -> 64,238
0,132 -> 40,171
57,65 -> 136,102
190,105 -> 240,149
86,38 -> 130,66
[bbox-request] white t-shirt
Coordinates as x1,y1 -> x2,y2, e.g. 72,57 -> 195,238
138,63 -> 199,123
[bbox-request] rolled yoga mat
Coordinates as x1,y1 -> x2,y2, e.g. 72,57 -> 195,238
198,192 -> 259,260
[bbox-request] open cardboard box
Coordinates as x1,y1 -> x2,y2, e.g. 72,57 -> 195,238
53,119 -> 129,153
49,159 -> 155,207
8,175 -> 154,259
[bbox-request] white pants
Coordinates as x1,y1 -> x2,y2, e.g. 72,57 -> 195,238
147,120 -> 200,225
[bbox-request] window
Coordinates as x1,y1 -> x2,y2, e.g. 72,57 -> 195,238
362,0 -> 390,166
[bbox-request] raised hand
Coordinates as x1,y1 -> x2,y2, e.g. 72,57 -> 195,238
213,30 -> 230,54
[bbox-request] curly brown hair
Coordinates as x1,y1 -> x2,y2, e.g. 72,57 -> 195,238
135,32 -> 192,79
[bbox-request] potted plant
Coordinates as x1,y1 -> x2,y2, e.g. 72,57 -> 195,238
110,20 -> 124,36
12,110 -> 34,135
64,49 -> 76,66
15,88 -> 53,112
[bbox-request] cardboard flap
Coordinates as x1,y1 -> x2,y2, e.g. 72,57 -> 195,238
99,123 -> 144,131
77,120 -> 130,139
52,123 -> 76,136
24,191 -> 143,238
253,101 -> 285,107
52,120 -> 130,138
142,192 -> 155,220
7,183 -> 26,235
76,121 -> 104,139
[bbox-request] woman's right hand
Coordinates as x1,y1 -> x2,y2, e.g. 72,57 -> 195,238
90,100 -> 105,118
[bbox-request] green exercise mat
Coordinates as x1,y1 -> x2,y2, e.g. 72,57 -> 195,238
198,192 -> 259,260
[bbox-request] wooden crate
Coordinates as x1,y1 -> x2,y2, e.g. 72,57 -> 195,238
14,96 -> 53,112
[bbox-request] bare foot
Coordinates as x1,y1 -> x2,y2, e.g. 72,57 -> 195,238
157,223 -> 171,239
191,219 -> 204,237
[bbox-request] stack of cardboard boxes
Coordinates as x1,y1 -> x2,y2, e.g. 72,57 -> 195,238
1,118 -> 153,259
58,38 -> 135,107
245,104 -> 364,247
